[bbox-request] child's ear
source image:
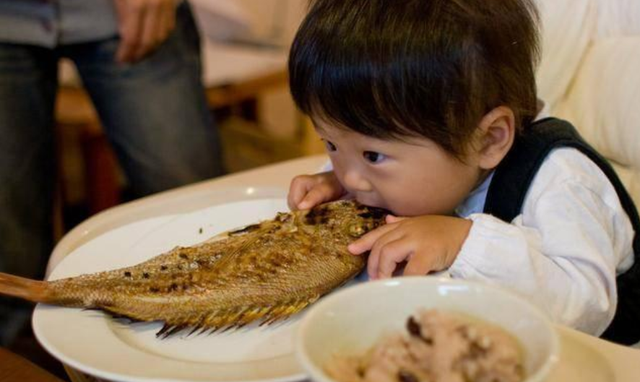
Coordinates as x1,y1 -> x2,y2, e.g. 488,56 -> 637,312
475,106 -> 515,170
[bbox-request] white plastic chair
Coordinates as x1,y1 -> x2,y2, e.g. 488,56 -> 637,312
536,0 -> 640,205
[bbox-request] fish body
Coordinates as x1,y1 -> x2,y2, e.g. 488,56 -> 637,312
0,200 -> 387,336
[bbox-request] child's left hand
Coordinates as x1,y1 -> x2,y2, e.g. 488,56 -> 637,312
348,215 -> 472,279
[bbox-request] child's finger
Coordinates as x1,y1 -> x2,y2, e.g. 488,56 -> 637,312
348,223 -> 398,255
287,176 -> 313,210
297,184 -> 332,210
386,215 -> 406,223
375,238 -> 412,279
403,253 -> 433,276
365,228 -> 404,278
287,190 -> 300,211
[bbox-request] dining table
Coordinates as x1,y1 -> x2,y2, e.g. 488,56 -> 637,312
0,347 -> 65,382
42,154 -> 640,382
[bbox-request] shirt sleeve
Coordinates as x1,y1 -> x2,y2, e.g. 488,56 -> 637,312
448,149 -> 635,336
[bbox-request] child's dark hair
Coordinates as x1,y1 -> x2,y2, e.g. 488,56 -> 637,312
289,0 -> 540,158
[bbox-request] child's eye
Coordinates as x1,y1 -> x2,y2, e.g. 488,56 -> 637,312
363,151 -> 386,163
324,140 -> 337,152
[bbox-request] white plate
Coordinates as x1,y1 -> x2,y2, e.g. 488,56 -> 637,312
33,198 -> 315,382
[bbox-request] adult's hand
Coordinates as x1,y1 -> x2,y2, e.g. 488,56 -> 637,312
114,0 -> 177,63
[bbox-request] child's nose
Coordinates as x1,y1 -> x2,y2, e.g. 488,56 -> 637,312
343,170 -> 373,192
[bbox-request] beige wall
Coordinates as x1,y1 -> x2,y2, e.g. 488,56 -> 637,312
237,1 -> 311,141
235,0 -> 308,45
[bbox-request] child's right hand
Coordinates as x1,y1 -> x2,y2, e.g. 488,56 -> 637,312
287,171 -> 346,211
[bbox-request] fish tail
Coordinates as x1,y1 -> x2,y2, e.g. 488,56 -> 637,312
0,272 -> 51,303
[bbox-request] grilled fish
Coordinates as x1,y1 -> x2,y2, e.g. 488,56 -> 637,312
0,200 -> 387,337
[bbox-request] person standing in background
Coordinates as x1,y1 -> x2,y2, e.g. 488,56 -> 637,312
0,0 -> 224,346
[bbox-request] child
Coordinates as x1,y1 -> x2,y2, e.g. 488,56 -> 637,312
286,0 -> 640,345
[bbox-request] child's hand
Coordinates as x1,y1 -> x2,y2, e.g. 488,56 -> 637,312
287,171 -> 346,210
348,215 -> 472,279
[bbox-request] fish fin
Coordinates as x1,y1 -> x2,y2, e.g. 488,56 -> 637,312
98,306 -> 143,324
0,272 -> 50,303
106,312 -> 142,324
234,307 -> 264,327
162,325 -> 186,338
187,326 -> 203,337
185,316 -> 207,337
156,323 -> 174,338
219,324 -> 236,334
260,305 -> 287,326
212,307 -> 249,332
261,297 -> 319,326
196,298 -> 318,334
194,327 -> 209,336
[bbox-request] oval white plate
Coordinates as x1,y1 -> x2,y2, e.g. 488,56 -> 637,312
33,198 -> 313,382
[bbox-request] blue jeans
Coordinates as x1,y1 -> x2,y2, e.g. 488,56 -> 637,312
0,3 -> 223,345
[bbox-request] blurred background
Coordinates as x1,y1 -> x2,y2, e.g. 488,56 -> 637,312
55,0 -> 320,237
5,1 -> 315,380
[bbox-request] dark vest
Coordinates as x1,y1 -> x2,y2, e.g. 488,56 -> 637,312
483,117 -> 640,345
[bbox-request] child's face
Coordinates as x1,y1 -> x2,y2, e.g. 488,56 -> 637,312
315,119 -> 486,216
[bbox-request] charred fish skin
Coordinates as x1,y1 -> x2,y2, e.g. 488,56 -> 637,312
0,200 -> 388,336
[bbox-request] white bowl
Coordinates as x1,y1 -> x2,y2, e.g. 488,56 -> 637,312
296,277 -> 559,382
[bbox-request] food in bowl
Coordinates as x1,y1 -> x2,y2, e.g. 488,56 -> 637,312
325,309 -> 524,382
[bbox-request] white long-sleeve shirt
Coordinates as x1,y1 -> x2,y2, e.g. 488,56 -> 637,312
450,147 -> 635,336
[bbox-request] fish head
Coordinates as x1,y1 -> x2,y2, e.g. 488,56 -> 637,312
298,200 -> 388,240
